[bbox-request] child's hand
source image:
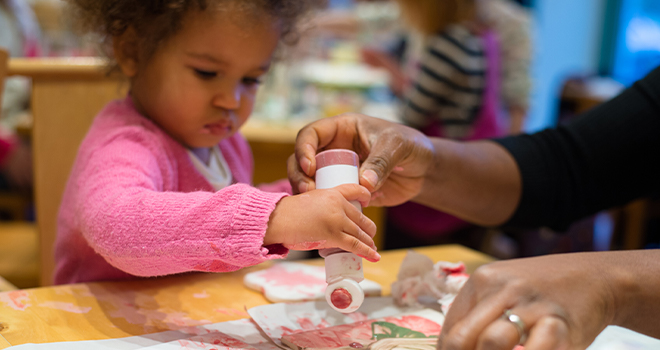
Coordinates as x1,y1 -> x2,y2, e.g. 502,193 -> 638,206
264,184 -> 380,262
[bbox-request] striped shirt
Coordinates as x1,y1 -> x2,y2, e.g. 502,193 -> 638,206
402,25 -> 487,139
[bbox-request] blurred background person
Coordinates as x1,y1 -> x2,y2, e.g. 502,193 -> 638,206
364,0 -> 532,252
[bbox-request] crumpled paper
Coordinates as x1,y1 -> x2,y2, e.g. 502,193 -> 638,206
391,251 -> 470,314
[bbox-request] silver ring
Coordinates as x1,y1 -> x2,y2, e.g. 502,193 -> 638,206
501,309 -> 528,344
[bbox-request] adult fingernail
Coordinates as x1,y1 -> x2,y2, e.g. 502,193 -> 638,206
362,169 -> 379,188
301,157 -> 312,175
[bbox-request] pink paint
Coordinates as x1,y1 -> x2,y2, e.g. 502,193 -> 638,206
330,288 -> 352,309
0,291 -> 31,311
347,312 -> 368,323
259,264 -> 326,289
279,326 -> 301,336
341,255 -> 362,271
193,291 -> 210,299
177,331 -> 253,349
296,316 -> 318,331
39,301 -> 91,314
441,262 -> 466,275
286,241 -> 326,250
215,308 -> 248,317
293,316 -> 330,331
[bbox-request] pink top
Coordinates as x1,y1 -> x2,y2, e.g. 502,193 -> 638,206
315,149 -> 359,169
54,97 -> 292,285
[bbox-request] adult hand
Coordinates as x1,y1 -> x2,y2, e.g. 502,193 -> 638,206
288,113 -> 434,207
361,48 -> 408,96
438,252 -> 620,350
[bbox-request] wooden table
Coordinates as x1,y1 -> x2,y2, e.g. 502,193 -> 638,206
0,245 -> 493,348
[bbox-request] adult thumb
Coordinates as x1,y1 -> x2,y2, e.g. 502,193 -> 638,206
358,134 -> 406,192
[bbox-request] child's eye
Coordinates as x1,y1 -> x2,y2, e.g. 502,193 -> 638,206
242,77 -> 262,87
194,69 -> 217,79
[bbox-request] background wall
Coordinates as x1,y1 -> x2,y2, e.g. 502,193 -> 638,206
526,0 -> 608,131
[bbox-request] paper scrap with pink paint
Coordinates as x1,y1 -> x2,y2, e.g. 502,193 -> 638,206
243,262 -> 382,303
281,309 -> 444,350
247,297 -> 426,347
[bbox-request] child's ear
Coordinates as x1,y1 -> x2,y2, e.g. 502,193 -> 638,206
113,26 -> 140,78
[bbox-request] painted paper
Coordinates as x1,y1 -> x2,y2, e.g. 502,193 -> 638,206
280,309 -> 444,350
243,262 -> 381,303
247,297 -> 425,347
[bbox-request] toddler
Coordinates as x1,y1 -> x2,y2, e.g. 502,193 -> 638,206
54,0 -> 379,285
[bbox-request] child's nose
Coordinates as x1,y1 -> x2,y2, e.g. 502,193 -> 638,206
212,85 -> 241,110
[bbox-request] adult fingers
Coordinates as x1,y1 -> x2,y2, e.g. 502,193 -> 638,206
522,316 -> 570,350
357,128 -> 408,192
475,315 -> 526,350
439,292 -> 511,350
287,153 -> 314,194
294,116 -> 353,178
356,121 -> 433,193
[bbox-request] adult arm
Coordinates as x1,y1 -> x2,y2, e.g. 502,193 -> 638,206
292,67 -> 660,229
495,66 -> 660,230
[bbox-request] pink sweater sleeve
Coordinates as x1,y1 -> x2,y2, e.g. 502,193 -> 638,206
258,179 -> 293,194
74,133 -> 288,277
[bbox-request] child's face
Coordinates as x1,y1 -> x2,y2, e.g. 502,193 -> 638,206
128,8 -> 281,148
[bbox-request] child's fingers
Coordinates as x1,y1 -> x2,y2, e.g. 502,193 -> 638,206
333,183 -> 372,208
343,199 -> 377,238
341,217 -> 377,250
337,231 -> 381,263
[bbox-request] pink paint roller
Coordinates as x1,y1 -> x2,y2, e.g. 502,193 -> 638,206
315,149 -> 366,313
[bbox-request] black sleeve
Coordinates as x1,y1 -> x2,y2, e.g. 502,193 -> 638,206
494,67 -> 660,231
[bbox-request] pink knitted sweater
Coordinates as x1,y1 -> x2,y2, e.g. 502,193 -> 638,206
53,97 -> 291,285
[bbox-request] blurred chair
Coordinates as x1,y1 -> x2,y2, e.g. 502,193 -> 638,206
8,57 -> 126,285
0,48 -> 35,290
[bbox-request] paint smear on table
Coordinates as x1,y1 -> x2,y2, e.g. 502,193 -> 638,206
39,301 -> 92,314
85,287 -> 212,334
0,290 -> 31,311
215,308 -> 248,317
193,291 -> 210,299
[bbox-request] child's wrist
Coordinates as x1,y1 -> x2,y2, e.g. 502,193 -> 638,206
263,197 -> 287,246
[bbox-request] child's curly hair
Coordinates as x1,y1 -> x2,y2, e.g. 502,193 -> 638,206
66,0 -> 319,69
